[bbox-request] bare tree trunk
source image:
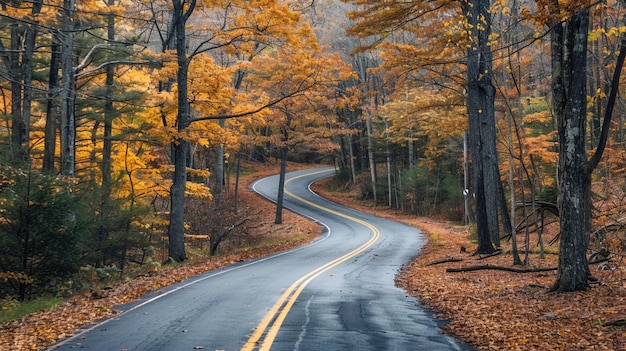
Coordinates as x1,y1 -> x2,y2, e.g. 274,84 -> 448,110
408,132 -> 414,168
550,7 -> 591,292
43,39 -> 60,172
60,0 -> 76,178
348,134 -> 356,184
275,145 -> 288,224
21,2 -> 41,162
385,120 -> 392,208
214,119 -> 225,199
102,0 -> 116,201
234,146 -> 242,214
4,22 -> 26,163
167,0 -> 196,262
507,113 -> 522,265
366,115 -> 377,204
463,131 -> 472,225
465,0 -> 499,254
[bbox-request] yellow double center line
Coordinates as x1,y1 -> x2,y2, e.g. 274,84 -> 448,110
241,170 -> 380,351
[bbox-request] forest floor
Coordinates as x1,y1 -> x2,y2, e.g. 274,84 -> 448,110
2,163 -> 626,350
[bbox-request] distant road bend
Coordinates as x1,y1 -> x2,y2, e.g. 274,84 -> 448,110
49,167 -> 473,351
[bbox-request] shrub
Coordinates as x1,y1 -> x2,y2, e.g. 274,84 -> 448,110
0,166 -> 82,300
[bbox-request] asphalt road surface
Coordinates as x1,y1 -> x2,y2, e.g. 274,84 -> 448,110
49,167 -> 473,351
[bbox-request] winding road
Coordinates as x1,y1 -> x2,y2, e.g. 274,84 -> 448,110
48,167 -> 472,351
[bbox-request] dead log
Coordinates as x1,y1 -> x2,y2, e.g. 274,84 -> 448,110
446,264 -> 558,273
426,256 -> 463,266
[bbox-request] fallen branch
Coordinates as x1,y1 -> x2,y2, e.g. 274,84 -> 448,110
446,264 -> 558,273
446,258 -> 611,273
603,318 -> 626,327
477,250 -> 503,260
426,256 -> 463,266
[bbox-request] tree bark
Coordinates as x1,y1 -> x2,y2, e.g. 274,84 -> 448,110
366,115 -> 377,204
167,0 -> 196,262
43,39 -> 60,172
385,120 -> 392,208
274,144 -> 288,224
465,0 -> 500,254
60,0 -> 76,178
21,1 -> 42,163
4,22 -> 26,164
551,8 -> 591,292
102,0 -> 116,202
214,119 -> 225,199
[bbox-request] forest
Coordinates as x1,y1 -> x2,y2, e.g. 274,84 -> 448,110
1,0 -> 626,306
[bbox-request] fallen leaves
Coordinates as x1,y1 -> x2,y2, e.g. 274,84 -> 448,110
401,230 -> 626,350
312,179 -> 626,351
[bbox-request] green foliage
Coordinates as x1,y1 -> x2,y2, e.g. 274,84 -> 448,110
74,265 -> 122,292
538,184 -> 558,203
335,164 -> 352,183
522,97 -> 550,115
359,179 -> 389,205
399,164 -> 464,220
75,180 -> 152,271
0,166 -> 82,301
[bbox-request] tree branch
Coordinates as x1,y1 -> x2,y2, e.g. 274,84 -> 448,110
588,36 -> 626,172
75,60 -> 153,78
191,80 -> 317,123
426,256 -> 463,266
446,264 -> 557,273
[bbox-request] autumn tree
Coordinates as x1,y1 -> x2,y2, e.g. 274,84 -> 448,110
379,88 -> 466,217
239,20 -> 352,223
136,0 -> 339,262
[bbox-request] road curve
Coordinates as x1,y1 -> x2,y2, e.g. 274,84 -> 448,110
48,167 -> 472,351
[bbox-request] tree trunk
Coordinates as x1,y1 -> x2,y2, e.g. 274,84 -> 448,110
21,7 -> 40,163
274,145 -> 288,224
551,8 -> 591,292
167,0 -> 196,262
43,39 -> 60,172
234,146 -> 242,214
366,115 -> 377,204
8,22 -> 26,164
214,118 -> 226,199
102,0 -> 115,202
60,0 -> 76,178
385,120 -> 392,208
348,134 -> 356,184
463,131 -> 472,225
465,0 -> 499,254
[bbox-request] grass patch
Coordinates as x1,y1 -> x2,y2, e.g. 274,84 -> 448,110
0,296 -> 61,323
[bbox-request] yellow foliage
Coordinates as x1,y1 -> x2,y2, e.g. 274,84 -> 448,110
185,182 -> 212,199
523,111 -> 552,124
380,87 -> 466,168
